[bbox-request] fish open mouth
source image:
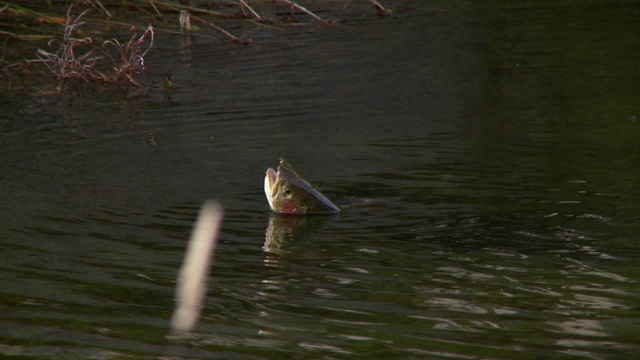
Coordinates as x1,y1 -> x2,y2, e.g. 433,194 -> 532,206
264,167 -> 279,210
264,158 -> 341,214
265,167 -> 279,193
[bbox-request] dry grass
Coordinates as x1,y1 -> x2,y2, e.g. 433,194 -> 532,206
34,4 -> 154,87
0,0 -> 391,92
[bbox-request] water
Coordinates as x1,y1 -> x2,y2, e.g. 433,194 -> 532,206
2,1 -> 640,358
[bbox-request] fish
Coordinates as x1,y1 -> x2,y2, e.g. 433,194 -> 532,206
264,158 -> 341,215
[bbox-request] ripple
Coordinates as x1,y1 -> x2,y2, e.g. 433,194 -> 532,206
425,298 -> 489,314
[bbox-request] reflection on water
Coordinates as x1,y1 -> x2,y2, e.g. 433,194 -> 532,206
2,1 -> 640,359
264,214 -> 337,252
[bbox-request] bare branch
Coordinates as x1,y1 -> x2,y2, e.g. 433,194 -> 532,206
149,0 -> 164,20
239,0 -> 262,20
366,0 -> 392,17
190,14 -> 251,45
91,0 -> 113,19
278,0 -> 326,23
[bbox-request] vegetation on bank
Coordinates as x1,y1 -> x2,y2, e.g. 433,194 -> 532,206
0,1 -> 390,93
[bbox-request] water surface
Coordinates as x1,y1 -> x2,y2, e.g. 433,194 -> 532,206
2,1 -> 640,358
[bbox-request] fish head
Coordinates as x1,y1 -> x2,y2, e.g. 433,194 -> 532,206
264,159 -> 341,215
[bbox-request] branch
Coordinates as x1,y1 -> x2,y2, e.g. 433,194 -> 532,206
366,0 -> 392,17
190,14 -> 251,44
239,0 -> 262,20
278,0 -> 326,23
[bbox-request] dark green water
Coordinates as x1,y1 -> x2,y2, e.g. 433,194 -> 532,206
2,1 -> 640,358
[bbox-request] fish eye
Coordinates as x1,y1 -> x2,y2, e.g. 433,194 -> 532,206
284,188 -> 292,196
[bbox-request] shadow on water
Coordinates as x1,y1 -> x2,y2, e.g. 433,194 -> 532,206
2,1 -> 640,359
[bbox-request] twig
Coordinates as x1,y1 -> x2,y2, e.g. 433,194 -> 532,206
146,0 -> 232,19
90,0 -> 113,19
249,19 -> 284,31
366,0 -> 392,17
190,14 -> 251,44
1,3 -> 66,26
34,4 -> 155,87
0,30 -> 15,38
171,201 -> 223,334
63,4 -> 90,42
239,0 -> 262,20
148,0 -> 164,21
36,5 -> 99,82
207,20 -> 251,45
278,0 -> 326,23
137,24 -> 155,59
100,24 -> 154,82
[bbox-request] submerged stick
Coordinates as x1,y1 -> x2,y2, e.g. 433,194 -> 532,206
190,14 -> 251,44
148,0 -> 164,20
366,0 -> 392,17
147,0 -> 231,18
92,0 -> 113,19
278,0 -> 326,23
170,201 -> 224,333
239,0 -> 262,20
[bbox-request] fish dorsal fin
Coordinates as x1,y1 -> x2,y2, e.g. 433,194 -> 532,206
278,158 -> 303,179
277,158 -> 341,213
